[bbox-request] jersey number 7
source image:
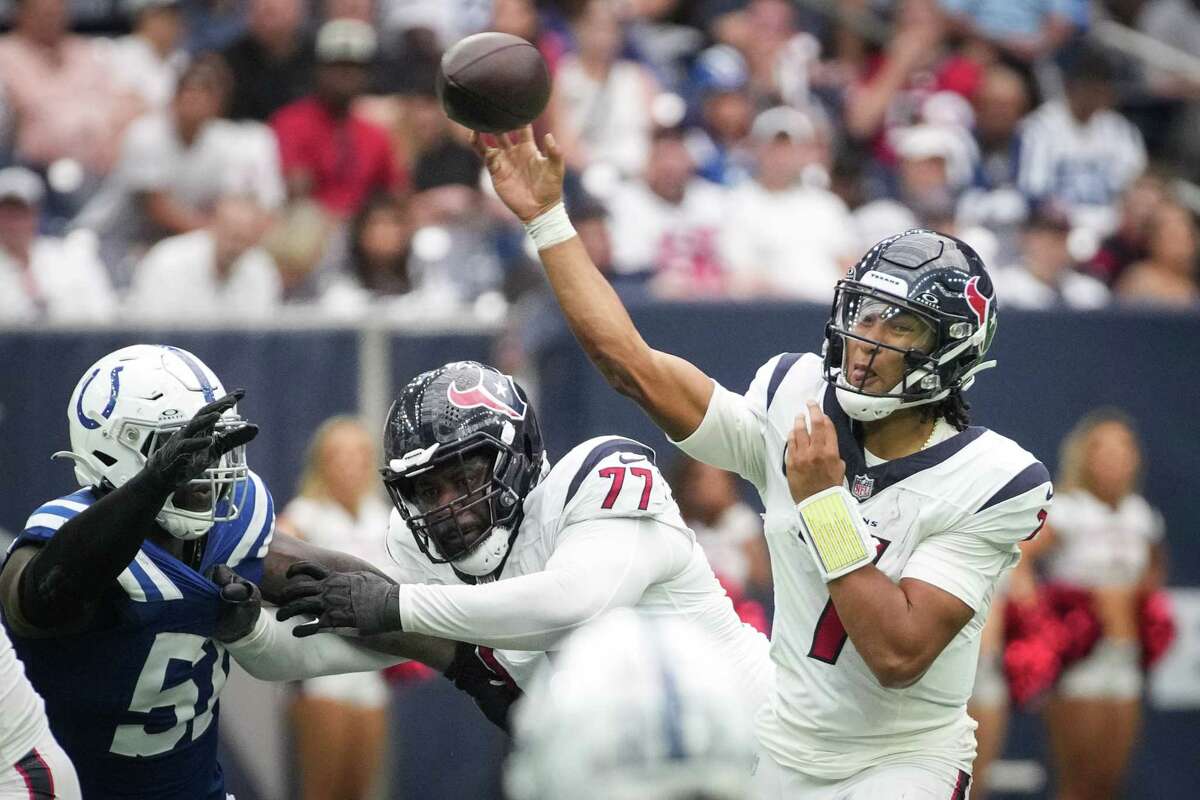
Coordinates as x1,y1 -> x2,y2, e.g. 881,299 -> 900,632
808,538 -> 891,664
598,466 -> 654,510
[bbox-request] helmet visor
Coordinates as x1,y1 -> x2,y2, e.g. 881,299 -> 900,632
827,284 -> 941,397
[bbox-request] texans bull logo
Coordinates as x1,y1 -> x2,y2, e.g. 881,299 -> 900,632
447,368 -> 527,420
964,276 -> 991,327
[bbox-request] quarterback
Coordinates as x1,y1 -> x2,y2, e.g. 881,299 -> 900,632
277,360 -> 774,715
0,345 -> 453,800
473,127 -> 1052,798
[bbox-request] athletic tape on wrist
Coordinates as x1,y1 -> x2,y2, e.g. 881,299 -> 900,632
797,486 -> 875,581
524,201 -> 576,251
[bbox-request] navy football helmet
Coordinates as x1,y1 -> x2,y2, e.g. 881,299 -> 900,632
381,361 -> 545,577
823,229 -> 999,421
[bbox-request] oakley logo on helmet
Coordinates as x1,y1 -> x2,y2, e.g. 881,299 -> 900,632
447,368 -> 527,420
964,277 -> 991,327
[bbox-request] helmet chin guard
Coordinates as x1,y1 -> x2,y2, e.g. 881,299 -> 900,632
449,525 -> 514,577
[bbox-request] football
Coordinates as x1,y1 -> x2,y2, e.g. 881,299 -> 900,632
436,32 -> 551,133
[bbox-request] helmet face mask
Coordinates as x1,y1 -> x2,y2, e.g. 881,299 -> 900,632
383,436 -> 516,564
382,361 -> 545,577
59,344 -> 252,541
823,229 -> 999,422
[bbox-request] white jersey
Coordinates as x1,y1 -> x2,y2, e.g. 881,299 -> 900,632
0,621 -> 51,768
385,435 -> 774,706
675,353 -> 1052,779
1044,490 -> 1162,588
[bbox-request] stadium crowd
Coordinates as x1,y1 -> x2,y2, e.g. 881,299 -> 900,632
2,0 -> 1200,326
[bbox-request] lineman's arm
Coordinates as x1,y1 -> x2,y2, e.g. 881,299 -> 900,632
277,517 -> 685,651
471,127 -> 713,441
260,531 -> 457,669
392,517 -> 682,650
225,610 -> 419,681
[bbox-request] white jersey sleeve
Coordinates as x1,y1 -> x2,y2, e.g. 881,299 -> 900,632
226,610 -> 406,681
395,516 -> 690,651
902,462 -> 1052,611
672,353 -> 800,493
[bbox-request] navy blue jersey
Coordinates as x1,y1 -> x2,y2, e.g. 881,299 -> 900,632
4,471 -> 274,800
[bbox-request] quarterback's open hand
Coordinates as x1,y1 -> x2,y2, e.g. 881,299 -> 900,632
209,564 -> 262,643
276,562 -> 401,638
785,402 -> 846,503
470,125 -> 565,223
144,389 -> 258,493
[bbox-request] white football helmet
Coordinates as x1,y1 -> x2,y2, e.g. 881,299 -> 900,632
505,610 -> 756,800
55,344 -> 250,540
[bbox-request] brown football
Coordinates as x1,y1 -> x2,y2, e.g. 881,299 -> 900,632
436,32 -> 551,133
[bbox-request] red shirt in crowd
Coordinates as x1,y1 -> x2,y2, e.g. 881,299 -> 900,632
271,97 -> 402,217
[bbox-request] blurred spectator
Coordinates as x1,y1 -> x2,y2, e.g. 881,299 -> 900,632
730,0 -> 816,106
1087,173 -> 1167,287
957,62 -> 1035,264
0,166 -> 115,323
684,44 -> 756,186
1116,199 -> 1200,307
970,63 -> 1032,191
670,455 -> 771,599
993,205 -> 1110,309
75,55 -> 283,283
490,0 -> 569,75
126,195 -> 281,320
107,0 -> 188,113
277,416 -> 400,800
720,106 -> 856,301
0,0 -> 141,175
550,0 -> 660,176
379,0 -> 491,52
1135,0 -> 1200,174
347,193 -> 414,295
939,0 -> 1083,63
1027,409 -> 1168,800
221,0 -> 315,122
1017,43 -> 1147,237
272,19 -> 402,219
843,0 -> 977,155
605,126 -> 727,296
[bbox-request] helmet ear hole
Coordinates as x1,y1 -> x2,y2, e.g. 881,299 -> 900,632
92,450 -> 117,467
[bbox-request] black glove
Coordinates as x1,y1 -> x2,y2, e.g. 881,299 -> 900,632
144,390 -> 259,494
276,562 -> 401,637
444,641 -> 522,733
208,564 -> 262,643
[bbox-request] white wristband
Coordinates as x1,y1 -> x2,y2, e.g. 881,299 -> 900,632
796,486 -> 876,582
524,201 -> 576,251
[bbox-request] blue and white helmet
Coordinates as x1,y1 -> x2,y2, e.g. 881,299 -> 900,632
55,344 -> 250,540
505,610 -> 756,800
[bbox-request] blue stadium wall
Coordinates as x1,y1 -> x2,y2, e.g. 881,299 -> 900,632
1,303 -> 1196,799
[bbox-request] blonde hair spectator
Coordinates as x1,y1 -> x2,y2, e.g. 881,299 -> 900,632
280,416 -> 402,800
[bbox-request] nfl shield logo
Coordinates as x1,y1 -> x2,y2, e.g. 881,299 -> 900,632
851,474 -> 875,500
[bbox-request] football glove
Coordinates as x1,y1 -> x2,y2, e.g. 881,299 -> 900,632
143,389 -> 258,495
444,641 -> 522,732
208,564 -> 262,643
276,562 -> 402,637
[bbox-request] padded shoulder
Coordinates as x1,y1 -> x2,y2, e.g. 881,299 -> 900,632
544,436 -> 677,529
